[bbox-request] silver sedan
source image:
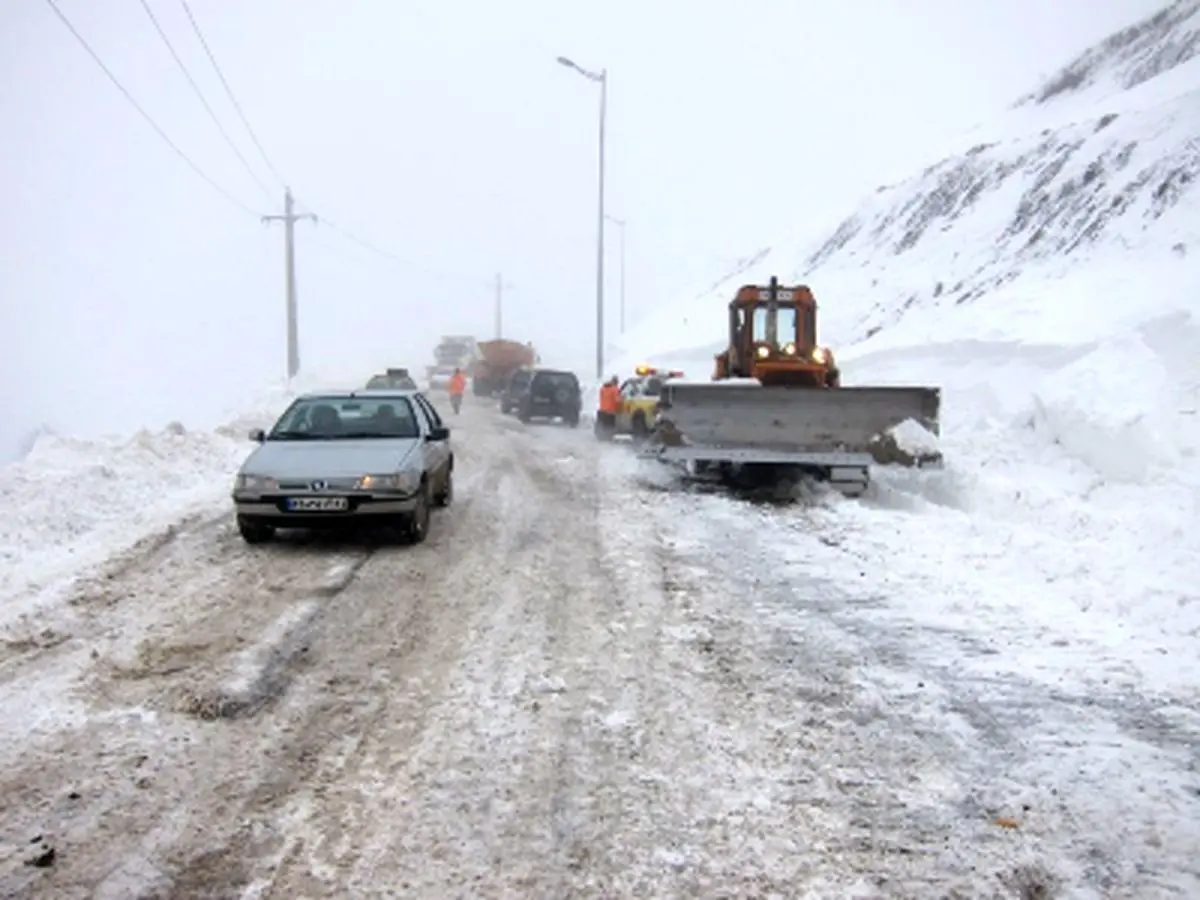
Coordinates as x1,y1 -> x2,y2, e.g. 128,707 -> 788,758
231,389 -> 453,544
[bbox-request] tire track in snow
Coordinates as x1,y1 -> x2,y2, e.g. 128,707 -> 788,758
0,519 -> 379,897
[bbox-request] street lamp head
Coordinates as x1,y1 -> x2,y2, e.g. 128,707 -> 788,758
557,55 -> 605,82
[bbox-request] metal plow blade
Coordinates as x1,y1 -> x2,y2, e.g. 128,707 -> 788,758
642,382 -> 942,467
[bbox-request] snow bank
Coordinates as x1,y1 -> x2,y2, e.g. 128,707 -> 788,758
1031,336 -> 1183,482
838,294 -> 1200,689
0,372 -> 353,629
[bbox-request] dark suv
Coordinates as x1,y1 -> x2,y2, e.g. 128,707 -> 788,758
499,368 -> 534,415
511,367 -> 581,427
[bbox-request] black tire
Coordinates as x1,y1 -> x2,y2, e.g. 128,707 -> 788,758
500,399 -> 511,414
237,516 -> 274,545
404,483 -> 431,544
434,469 -> 453,507
631,412 -> 650,443
517,401 -> 532,424
565,409 -> 580,428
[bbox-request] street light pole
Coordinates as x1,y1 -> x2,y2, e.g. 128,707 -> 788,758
605,215 -> 626,333
557,55 -> 607,381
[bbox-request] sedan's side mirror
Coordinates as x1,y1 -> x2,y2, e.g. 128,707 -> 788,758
427,425 -> 450,442
248,428 -> 266,443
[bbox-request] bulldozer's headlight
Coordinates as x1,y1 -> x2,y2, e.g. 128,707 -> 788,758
782,342 -> 797,355
812,347 -> 828,363
755,345 -> 770,359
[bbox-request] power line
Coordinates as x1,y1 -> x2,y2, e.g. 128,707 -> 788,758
136,0 -> 274,202
170,1 -> 460,278
45,0 -> 473,283
41,0 -> 261,217
178,0 -> 288,188
316,215 -> 466,280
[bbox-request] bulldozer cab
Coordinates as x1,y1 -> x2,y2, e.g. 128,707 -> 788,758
719,277 -> 837,387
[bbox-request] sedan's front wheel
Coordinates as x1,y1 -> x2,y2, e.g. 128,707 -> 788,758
434,470 -> 453,507
403,484 -> 431,544
237,515 -> 275,545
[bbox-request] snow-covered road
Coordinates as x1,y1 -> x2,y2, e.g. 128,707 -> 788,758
1,397 -> 1197,898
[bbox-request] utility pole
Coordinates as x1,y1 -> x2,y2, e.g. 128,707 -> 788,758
263,188 -> 317,384
493,273 -> 515,339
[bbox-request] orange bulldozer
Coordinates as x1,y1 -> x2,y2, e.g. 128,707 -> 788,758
643,276 -> 942,495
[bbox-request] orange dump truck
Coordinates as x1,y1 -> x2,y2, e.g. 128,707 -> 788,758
472,339 -> 538,397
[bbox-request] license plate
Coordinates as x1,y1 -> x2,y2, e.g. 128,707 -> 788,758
285,496 -> 348,512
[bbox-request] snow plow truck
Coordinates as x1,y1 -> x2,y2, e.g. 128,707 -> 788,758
639,277 -> 942,496
472,339 -> 538,397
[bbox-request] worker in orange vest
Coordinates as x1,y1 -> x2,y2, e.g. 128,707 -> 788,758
448,368 -> 467,415
594,375 -> 621,441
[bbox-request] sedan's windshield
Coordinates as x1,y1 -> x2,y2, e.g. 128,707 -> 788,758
269,396 -> 420,440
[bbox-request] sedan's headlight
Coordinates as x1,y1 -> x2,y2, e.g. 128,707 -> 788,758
235,474 -> 277,492
357,472 -> 418,493
755,345 -> 771,359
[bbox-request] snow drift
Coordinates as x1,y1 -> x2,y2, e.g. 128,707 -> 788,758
0,373 -> 349,629
611,0 -> 1200,687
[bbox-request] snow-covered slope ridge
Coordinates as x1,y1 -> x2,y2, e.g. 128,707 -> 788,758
610,1 -> 1198,371
1015,0 -> 1200,108
805,10 -> 1199,347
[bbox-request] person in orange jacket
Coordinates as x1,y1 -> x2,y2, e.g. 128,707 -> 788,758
448,368 -> 467,415
594,375 -> 621,441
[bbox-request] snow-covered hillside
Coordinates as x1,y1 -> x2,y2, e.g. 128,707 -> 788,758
612,0 -> 1200,688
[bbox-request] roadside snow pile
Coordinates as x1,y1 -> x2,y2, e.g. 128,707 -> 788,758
1030,335 -> 1184,482
611,2 -> 1200,687
0,374 -> 341,627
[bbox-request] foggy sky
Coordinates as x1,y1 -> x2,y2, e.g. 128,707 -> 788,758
0,0 -> 1167,458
